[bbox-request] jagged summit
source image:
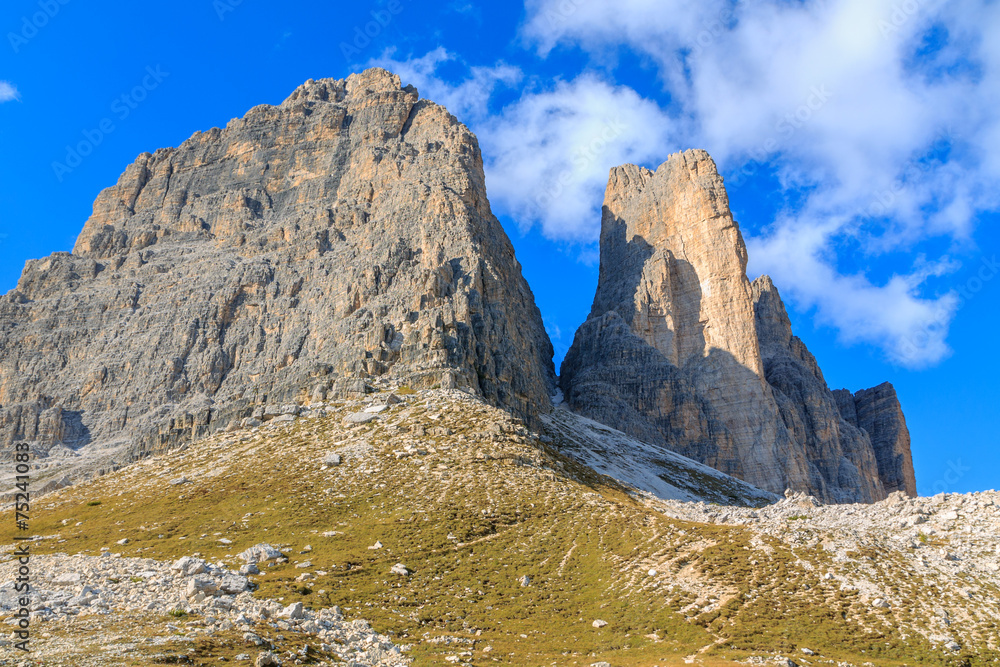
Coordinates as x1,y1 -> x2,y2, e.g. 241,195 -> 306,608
561,150 -> 915,503
1,68 -> 554,484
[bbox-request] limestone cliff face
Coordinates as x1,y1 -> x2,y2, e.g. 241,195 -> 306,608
561,149 -> 914,503
561,151 -> 811,496
0,68 -> 554,476
752,276 -> 886,503
835,384 -> 917,497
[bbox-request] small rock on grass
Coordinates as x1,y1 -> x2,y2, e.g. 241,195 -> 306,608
343,412 -> 378,424
255,651 -> 281,667
281,602 -> 304,619
238,543 -> 283,564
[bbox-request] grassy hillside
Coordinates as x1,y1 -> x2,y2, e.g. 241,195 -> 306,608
2,389 -> 992,666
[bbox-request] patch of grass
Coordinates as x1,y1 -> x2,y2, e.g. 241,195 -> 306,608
4,390 -> 995,666
86,500 -> 102,507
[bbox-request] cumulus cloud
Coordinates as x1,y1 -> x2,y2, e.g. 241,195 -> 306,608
521,0 -> 1000,366
374,47 -> 522,121
477,76 -> 676,240
372,49 -> 677,242
0,81 -> 20,103
746,218 -> 960,368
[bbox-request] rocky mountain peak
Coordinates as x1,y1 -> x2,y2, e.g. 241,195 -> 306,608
562,149 -> 915,502
1,68 -> 554,484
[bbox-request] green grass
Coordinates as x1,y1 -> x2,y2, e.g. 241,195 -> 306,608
3,391 -> 995,666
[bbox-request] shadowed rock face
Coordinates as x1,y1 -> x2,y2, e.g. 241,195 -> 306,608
0,68 -> 554,478
835,384 -> 917,497
752,276 -> 889,502
561,149 -> 914,503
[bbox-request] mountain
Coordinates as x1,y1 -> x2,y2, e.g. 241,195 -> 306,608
0,68 -> 554,486
1,68 -> 995,667
560,150 -> 916,503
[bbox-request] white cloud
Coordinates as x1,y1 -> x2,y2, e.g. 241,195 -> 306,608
478,75 -> 676,240
521,0 -> 1000,366
746,217 -> 960,368
373,47 -> 522,121
0,81 -> 20,103
371,49 -> 677,242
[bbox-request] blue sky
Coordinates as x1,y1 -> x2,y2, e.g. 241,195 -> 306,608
1,0 -> 997,495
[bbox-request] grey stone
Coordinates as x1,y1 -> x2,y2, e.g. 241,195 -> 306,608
560,150 -> 913,504
219,574 -> 251,594
343,412 -> 378,425
238,544 -> 283,564
171,556 -> 206,576
281,601 -> 304,619
186,577 -> 218,597
0,67 -> 554,488
255,652 -> 281,667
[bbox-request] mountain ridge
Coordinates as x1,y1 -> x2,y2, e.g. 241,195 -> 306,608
2,70 -> 912,505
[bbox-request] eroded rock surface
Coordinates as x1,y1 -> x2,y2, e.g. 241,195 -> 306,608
835,383 -> 917,497
0,68 -> 554,483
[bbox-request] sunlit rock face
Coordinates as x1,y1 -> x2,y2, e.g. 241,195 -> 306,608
561,149 -> 911,503
0,68 -> 554,481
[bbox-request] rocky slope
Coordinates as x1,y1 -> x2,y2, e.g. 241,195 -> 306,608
561,150 -> 915,504
0,68 -> 554,486
2,386 -> 995,666
0,553 -> 407,666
